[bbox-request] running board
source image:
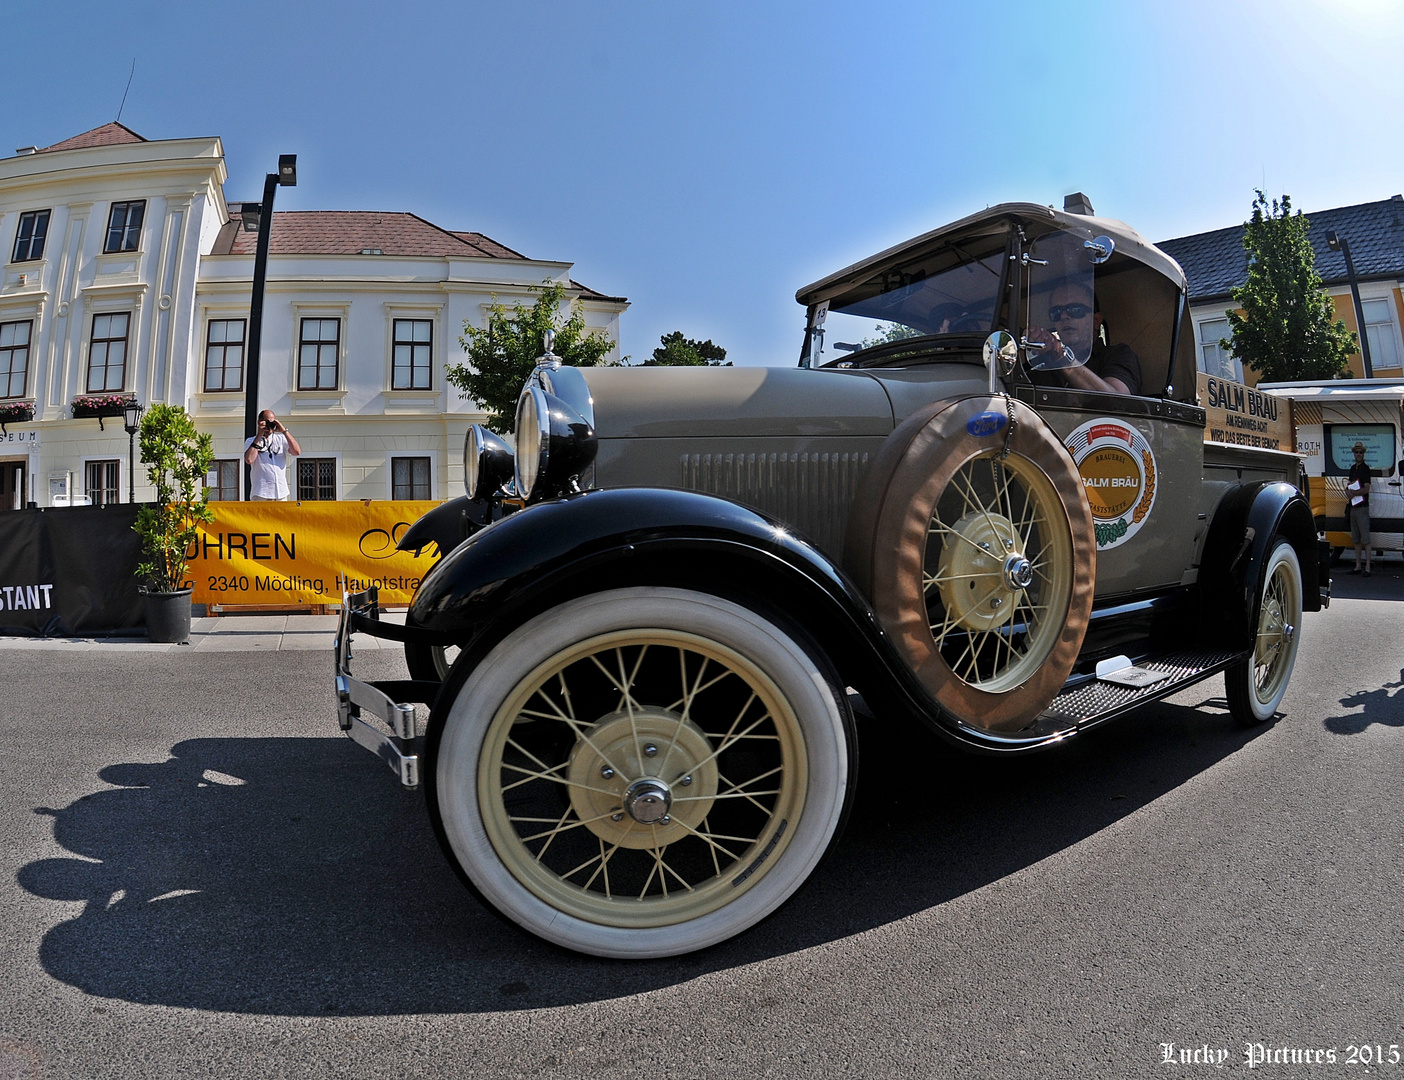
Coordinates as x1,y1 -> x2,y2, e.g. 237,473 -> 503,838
1035,649 -> 1243,733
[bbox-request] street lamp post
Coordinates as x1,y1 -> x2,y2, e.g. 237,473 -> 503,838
123,400 -> 144,503
1326,230 -> 1374,378
242,154 -> 297,499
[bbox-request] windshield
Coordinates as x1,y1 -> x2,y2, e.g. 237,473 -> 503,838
1022,228 -> 1100,372
819,243 -> 1006,365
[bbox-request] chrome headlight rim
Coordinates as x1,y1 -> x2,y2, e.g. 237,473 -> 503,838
465,423 -> 515,501
514,386 -> 550,501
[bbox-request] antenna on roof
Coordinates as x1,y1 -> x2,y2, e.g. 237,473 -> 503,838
116,58 -> 135,123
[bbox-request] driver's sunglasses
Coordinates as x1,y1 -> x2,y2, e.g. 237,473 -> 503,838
1048,303 -> 1092,321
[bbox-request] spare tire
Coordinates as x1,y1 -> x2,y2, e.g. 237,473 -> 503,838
845,396 -> 1095,732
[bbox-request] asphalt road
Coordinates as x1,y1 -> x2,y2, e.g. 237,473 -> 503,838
1,564 -> 1401,1079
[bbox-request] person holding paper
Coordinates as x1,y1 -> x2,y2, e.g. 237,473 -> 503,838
1347,441 -> 1373,576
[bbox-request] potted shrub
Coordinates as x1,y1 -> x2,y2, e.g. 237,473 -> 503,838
133,403 -> 214,643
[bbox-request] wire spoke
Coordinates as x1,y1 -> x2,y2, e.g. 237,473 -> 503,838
520,684 -> 628,779
516,807 -> 621,845
668,816 -> 747,864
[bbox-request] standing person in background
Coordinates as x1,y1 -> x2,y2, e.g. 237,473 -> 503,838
243,410 -> 302,501
1347,441 -> 1373,577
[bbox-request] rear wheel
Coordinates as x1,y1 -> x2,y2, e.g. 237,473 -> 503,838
1226,539 -> 1303,725
425,587 -> 854,958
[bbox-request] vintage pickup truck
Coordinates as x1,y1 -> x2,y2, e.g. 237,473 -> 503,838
333,199 -> 1326,957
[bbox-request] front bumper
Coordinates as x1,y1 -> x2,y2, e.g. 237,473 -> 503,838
333,587 -> 450,789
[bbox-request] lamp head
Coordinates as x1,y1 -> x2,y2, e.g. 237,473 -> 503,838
240,203 -> 261,233
277,154 -> 297,187
1326,230 -> 1341,252
123,401 -> 144,434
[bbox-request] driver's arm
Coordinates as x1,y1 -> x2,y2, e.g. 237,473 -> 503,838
1061,364 -> 1131,395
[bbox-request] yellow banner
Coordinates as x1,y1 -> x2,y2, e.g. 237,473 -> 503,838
1198,372 -> 1294,451
187,501 -> 442,606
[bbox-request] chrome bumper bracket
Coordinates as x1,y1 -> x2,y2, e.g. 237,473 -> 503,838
334,586 -> 424,790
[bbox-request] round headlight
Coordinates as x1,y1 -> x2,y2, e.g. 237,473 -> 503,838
463,425 -> 482,499
464,423 -> 515,500
514,386 -> 549,500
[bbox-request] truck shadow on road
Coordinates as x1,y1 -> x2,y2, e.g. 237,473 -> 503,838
19,702 -> 1267,1016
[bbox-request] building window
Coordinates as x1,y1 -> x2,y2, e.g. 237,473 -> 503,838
206,459 -> 240,501
298,318 -> 340,390
104,201 -> 145,253
0,320 -> 31,398
297,458 -> 336,501
1196,317 -> 1242,382
87,312 -> 130,392
203,319 -> 246,391
85,460 -> 120,506
392,319 -> 432,390
11,210 -> 50,262
391,456 -> 431,499
1361,298 -> 1403,371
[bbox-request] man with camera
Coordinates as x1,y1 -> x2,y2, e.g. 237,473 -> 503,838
242,409 -> 302,501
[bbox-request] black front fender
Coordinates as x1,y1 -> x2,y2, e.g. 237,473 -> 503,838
1200,480 -> 1320,648
407,487 -> 1074,755
396,496 -> 491,558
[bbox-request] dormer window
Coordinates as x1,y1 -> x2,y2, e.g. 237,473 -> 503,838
11,210 -> 50,262
104,201 -> 145,253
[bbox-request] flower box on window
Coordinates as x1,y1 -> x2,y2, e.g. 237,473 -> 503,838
0,399 -> 35,425
71,393 -> 136,420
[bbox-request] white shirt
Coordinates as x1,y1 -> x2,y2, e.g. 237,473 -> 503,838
243,432 -> 292,499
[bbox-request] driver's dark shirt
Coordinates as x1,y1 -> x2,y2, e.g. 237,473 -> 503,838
1089,341 -> 1141,396
1031,341 -> 1142,395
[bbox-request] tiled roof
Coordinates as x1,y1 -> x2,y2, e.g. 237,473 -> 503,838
212,210 -> 490,257
450,231 -> 525,259
1159,195 -> 1404,302
570,279 -> 628,303
38,122 -> 147,153
208,210 -> 624,302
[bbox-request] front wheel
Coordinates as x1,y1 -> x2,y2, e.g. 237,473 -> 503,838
425,587 -> 854,958
1226,539 -> 1303,725
405,642 -> 459,682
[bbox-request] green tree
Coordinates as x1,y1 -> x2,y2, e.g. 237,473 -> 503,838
446,280 -> 616,433
859,322 -> 921,349
1226,191 -> 1355,383
641,331 -> 730,367
134,404 -> 214,592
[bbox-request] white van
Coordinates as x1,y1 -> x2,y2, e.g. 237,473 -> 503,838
1259,379 -> 1404,558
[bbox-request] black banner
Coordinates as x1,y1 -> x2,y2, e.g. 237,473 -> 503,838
0,504 -> 144,637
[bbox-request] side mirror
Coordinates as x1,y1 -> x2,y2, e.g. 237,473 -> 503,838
983,330 -> 1019,392
1084,235 -> 1115,264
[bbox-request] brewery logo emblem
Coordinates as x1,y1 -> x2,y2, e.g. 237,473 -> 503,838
1064,418 -> 1158,550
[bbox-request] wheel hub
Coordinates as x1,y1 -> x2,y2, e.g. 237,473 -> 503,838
623,778 -> 672,823
1004,554 -> 1034,590
935,512 -> 1023,631
565,708 -> 719,849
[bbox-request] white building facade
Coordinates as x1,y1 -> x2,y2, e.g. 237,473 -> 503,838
0,123 -> 626,508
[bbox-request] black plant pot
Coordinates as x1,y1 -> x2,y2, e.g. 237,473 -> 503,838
144,588 -> 193,643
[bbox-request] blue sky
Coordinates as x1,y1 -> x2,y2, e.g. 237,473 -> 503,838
7,0 -> 1404,365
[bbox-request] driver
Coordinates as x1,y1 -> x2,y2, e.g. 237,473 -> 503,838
1026,280 -> 1141,395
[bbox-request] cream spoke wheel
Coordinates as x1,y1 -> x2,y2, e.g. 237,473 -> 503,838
924,449 -> 1073,695
429,588 -> 852,957
1227,539 -> 1303,726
